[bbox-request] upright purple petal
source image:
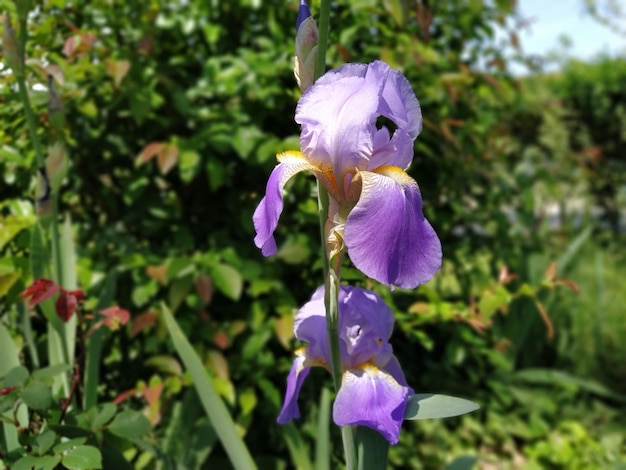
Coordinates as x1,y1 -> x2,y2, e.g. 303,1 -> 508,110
253,151 -> 320,256
333,364 -> 412,445
277,352 -> 311,423
296,61 -> 422,186
339,287 -> 395,366
296,63 -> 383,178
344,168 -> 442,288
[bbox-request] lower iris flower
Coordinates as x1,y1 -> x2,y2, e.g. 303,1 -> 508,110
253,60 -> 442,289
277,285 -> 413,445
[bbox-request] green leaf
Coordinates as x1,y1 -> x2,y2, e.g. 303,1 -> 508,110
282,423 -> 312,470
84,270 -> 118,409
93,403 -> 118,428
0,215 -> 34,251
145,355 -> 183,377
12,455 -> 38,470
32,364 -> 72,380
314,388 -> 331,470
161,303 -> 256,470
209,263 -> 242,301
161,389 -> 217,470
168,275 -> 193,312
36,454 -> 62,470
107,409 -> 151,439
32,429 -> 57,455
403,394 -> 480,420
22,381 -> 53,410
356,426 -> 389,470
2,366 -> 30,387
48,425 -> 90,440
53,437 -> 86,453
445,455 -> 479,470
61,445 -> 102,470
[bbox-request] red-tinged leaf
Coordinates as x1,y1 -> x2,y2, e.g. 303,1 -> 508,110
55,290 -> 78,322
157,144 -> 179,174
100,306 -> 130,330
22,278 -> 61,308
195,274 -> 213,305
498,265 -> 516,284
545,262 -> 557,282
68,289 -> 86,302
142,381 -> 163,407
146,264 -> 167,285
208,350 -> 229,381
137,142 -> 164,165
535,300 -> 555,339
105,59 -> 131,88
62,36 -> 77,58
213,331 -> 229,350
0,386 -> 17,396
130,311 -> 158,337
556,279 -> 580,294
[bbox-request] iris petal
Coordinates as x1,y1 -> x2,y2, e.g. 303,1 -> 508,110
296,62 -> 384,176
344,167 -> 442,288
277,352 -> 311,424
252,151 -> 320,256
333,364 -> 412,445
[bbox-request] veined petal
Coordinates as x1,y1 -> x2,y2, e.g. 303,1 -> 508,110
344,167 -> 442,288
296,62 -> 384,175
277,350 -> 311,423
333,364 -> 412,445
253,151 -> 320,256
296,61 -> 423,184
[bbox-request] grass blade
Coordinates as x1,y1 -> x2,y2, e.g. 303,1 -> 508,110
161,303 -> 256,470
315,388 -> 331,470
83,271 -> 118,409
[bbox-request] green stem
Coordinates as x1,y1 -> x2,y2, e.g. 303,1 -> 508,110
15,73 -> 45,169
315,0 -> 330,79
313,1 -> 357,468
51,197 -> 64,285
14,13 -> 64,287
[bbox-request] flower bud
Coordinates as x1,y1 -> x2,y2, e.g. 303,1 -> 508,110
47,75 -> 65,136
2,14 -> 23,76
294,0 -> 318,91
45,141 -> 68,193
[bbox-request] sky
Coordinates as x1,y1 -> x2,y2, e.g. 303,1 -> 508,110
511,0 -> 625,72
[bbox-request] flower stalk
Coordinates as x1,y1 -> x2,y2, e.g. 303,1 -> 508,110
313,1 -> 357,468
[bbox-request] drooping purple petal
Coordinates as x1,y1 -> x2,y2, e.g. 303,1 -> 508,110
378,355 -> 409,387
344,168 -> 442,288
333,364 -> 412,445
277,351 -> 311,423
253,151 -> 320,256
293,286 -> 333,366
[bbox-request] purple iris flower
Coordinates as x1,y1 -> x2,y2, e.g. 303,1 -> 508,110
277,285 -> 413,445
253,61 -> 442,288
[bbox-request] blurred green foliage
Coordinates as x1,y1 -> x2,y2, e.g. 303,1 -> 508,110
1,0 -> 626,468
